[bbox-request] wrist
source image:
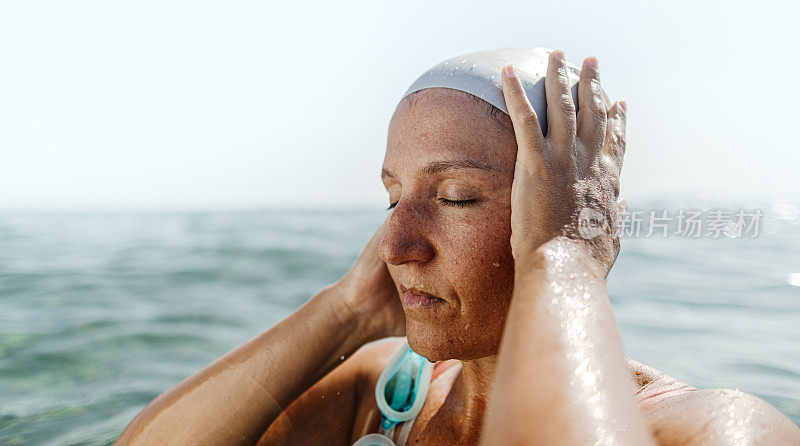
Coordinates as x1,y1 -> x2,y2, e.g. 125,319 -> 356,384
320,280 -> 385,343
514,236 -> 605,281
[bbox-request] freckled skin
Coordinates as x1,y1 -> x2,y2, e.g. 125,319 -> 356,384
380,88 -> 519,361
116,63 -> 800,446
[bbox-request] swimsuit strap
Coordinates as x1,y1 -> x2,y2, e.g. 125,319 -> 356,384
635,374 -> 699,412
431,359 -> 460,380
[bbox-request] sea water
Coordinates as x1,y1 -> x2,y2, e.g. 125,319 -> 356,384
0,202 -> 798,445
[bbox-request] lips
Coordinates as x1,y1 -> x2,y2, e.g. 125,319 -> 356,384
400,285 -> 445,309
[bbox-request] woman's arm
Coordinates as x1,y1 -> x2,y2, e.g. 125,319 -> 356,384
116,218 -> 405,445
481,51 -> 654,445
483,238 -> 653,445
482,50 -> 800,445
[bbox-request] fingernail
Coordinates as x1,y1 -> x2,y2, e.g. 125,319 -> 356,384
619,100 -> 627,112
586,56 -> 599,71
552,49 -> 565,63
502,65 -> 517,79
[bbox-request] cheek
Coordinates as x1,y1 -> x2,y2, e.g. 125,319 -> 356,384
424,203 -> 515,359
438,202 -> 515,309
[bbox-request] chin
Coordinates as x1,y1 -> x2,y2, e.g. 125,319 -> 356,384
405,317 -> 502,362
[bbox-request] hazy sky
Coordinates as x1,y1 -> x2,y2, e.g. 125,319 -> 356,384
1,0 -> 798,210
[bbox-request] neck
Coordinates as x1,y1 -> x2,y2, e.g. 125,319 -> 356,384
438,353 -> 498,439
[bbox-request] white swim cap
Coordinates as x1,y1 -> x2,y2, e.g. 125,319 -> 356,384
402,47 -> 583,135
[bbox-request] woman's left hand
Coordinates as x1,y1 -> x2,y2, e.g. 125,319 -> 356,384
501,50 -> 626,273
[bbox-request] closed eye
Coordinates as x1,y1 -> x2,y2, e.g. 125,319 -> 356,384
387,198 -> 479,211
439,198 -> 478,208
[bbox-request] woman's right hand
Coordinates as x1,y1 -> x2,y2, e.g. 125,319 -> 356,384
501,51 -> 627,274
334,216 -> 406,340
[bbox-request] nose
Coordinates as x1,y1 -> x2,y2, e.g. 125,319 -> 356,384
379,200 -> 435,266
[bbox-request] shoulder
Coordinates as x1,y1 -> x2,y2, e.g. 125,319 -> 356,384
350,337 -> 407,395
352,336 -> 408,367
647,388 -> 800,445
257,337 -> 405,445
626,358 -> 800,445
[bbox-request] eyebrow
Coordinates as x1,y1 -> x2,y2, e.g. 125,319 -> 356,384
381,159 -> 497,179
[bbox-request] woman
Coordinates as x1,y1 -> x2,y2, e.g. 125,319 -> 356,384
116,48 -> 800,445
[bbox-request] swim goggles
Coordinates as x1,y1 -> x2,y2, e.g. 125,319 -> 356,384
352,340 -> 433,446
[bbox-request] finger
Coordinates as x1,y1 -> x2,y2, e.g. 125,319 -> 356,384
617,197 -> 629,214
604,100 -> 627,166
501,64 -> 546,173
577,56 -> 607,156
545,49 -> 577,153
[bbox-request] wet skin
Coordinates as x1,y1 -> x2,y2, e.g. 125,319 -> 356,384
259,63 -> 800,444
380,87 -> 518,362
375,87 -> 518,443
117,52 -> 800,446
261,87 -> 666,444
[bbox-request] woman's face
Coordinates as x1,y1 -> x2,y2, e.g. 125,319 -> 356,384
379,88 -> 519,361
